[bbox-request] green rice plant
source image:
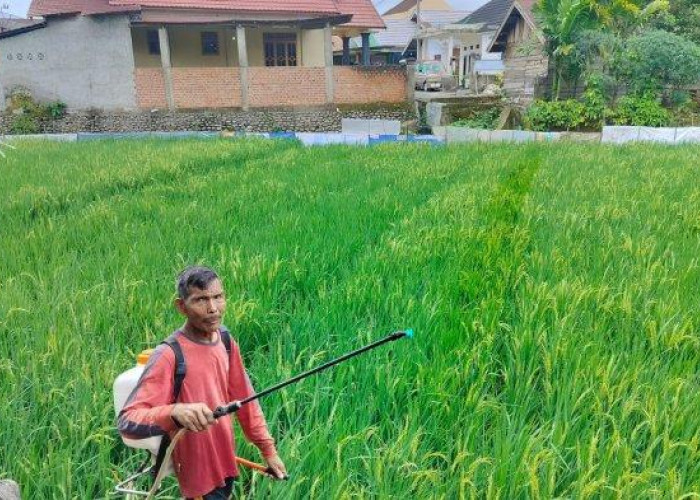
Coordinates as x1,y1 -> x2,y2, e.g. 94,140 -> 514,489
0,139 -> 698,499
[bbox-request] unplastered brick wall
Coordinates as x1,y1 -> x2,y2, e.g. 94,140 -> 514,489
172,68 -> 242,109
248,67 -> 327,108
334,67 -> 407,104
134,68 -> 167,109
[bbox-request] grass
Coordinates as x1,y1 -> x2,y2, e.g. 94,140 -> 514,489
0,138 -> 699,499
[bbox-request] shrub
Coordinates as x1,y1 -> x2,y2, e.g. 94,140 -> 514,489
608,93 -> 670,126
619,29 -> 700,94
4,88 -> 67,134
9,115 -> 39,135
524,99 -> 587,131
452,107 -> 502,129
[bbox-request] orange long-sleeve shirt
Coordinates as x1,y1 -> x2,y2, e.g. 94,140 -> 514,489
118,329 -> 277,497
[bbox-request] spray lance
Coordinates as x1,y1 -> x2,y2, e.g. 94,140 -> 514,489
146,329 -> 414,498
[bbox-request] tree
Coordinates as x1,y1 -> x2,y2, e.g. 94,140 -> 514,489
535,0 -> 599,98
619,29 -> 700,94
654,0 -> 700,45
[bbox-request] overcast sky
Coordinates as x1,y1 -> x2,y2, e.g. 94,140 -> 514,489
3,0 -> 30,17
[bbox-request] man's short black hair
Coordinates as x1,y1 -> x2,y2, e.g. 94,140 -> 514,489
177,266 -> 220,300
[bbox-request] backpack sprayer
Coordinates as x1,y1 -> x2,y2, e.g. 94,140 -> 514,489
114,329 -> 414,498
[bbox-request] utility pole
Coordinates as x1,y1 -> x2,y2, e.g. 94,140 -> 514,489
416,0 -> 422,62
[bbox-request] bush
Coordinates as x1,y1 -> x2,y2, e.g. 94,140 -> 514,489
524,99 -> 587,131
608,93 -> 670,127
4,88 -> 67,135
452,107 -> 502,129
619,29 -> 700,94
9,115 -> 40,135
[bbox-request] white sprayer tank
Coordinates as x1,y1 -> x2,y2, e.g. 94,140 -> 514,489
113,349 -> 162,454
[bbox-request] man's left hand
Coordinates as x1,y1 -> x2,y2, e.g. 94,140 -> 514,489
265,455 -> 288,480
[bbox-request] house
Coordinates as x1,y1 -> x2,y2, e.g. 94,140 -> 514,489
0,0 -> 412,111
424,0 -> 543,94
484,0 -> 546,101
337,0 -> 486,71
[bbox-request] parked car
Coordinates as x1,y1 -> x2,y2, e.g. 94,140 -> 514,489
415,61 -> 447,91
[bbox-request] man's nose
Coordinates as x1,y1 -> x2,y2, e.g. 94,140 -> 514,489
206,298 -> 218,312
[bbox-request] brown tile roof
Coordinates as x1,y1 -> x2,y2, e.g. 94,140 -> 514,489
335,0 -> 384,28
29,0 -> 383,28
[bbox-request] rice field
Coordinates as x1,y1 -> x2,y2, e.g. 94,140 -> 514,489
1,138 -> 699,499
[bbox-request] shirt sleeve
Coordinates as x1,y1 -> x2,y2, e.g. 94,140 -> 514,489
117,344 -> 179,439
228,341 -> 278,459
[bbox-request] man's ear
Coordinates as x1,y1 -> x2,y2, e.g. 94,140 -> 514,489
175,297 -> 187,316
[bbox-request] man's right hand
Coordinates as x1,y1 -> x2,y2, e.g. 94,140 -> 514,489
171,403 -> 215,432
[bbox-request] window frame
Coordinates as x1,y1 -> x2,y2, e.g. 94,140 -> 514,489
263,33 -> 298,67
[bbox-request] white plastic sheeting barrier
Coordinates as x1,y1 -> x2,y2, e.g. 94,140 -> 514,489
602,126 -> 700,144
341,119 -> 401,135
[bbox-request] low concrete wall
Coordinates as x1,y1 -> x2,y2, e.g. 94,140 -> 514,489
0,105 -> 415,134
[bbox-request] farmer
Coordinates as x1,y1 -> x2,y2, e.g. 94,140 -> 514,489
118,266 -> 286,499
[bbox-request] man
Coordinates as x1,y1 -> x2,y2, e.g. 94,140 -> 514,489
118,266 -> 286,499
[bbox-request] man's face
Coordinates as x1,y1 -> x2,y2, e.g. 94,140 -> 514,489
176,279 -> 226,334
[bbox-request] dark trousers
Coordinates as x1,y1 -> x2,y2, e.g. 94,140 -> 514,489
188,477 -> 235,500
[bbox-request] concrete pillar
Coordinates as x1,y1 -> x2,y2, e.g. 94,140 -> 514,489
361,32 -> 370,66
236,24 -> 249,110
0,83 -> 5,112
458,45 -> 465,88
447,36 -> 454,74
324,23 -> 334,104
157,26 -> 175,111
342,36 -> 351,66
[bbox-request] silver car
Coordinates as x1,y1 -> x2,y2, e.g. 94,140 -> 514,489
415,61 -> 447,91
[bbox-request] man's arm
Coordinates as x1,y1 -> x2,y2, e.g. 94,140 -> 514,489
117,345 -> 180,438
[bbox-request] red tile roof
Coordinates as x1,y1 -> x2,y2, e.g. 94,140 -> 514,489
29,0 -> 383,29
335,0 -> 384,28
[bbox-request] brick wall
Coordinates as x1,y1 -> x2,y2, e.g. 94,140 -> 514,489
334,67 -> 407,104
248,67 -> 327,108
134,66 -> 409,110
172,68 -> 242,109
134,68 -> 167,109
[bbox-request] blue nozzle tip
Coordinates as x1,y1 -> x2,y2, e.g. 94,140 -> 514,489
404,329 -> 414,339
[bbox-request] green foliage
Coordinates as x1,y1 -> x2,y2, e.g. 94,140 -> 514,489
609,93 -> 671,126
9,115 -> 39,134
653,0 -> 700,44
46,101 -> 67,119
452,107 -> 502,129
525,99 -> 587,130
619,29 -> 700,93
5,89 -> 68,134
2,140 -> 700,498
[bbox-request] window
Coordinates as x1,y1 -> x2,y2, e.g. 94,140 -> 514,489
201,31 -> 220,56
263,33 -> 297,67
147,29 -> 160,56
